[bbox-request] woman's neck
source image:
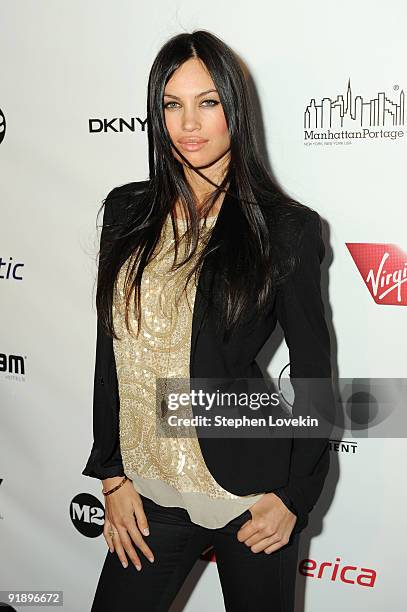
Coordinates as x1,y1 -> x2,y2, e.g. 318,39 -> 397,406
173,181 -> 229,221
173,197 -> 224,221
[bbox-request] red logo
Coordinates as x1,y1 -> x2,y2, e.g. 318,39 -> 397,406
346,243 -> 407,305
299,556 -> 377,588
201,549 -> 377,588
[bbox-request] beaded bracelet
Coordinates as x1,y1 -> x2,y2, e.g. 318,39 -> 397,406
102,475 -> 128,496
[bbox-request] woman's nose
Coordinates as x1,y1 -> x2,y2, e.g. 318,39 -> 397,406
181,107 -> 201,131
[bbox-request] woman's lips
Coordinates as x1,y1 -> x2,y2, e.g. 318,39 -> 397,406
178,140 -> 208,152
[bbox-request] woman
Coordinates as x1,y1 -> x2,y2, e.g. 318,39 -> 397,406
82,29 -> 334,611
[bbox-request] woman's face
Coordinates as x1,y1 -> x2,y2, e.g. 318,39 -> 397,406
163,58 -> 230,170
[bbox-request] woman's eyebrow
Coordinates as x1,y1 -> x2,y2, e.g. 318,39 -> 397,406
163,89 -> 218,100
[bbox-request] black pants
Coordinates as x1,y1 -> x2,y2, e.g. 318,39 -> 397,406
91,494 -> 300,612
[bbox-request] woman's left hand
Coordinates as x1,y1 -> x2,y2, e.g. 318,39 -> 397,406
236,492 -> 297,554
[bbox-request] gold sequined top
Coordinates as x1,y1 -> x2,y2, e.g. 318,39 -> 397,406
112,211 -> 265,529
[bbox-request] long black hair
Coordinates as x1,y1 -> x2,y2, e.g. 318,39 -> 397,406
96,29 -> 314,341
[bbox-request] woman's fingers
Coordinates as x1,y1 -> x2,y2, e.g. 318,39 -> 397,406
113,528 -> 143,570
103,486 -> 156,570
250,534 -> 287,554
120,528 -> 155,570
133,501 -> 150,537
132,503 -> 155,562
102,517 -> 115,553
126,527 -> 155,565
112,519 -> 155,571
236,516 -> 259,542
104,517 -> 155,570
243,525 -> 274,547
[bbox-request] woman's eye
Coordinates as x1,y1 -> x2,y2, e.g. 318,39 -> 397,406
163,99 -> 219,109
201,99 -> 219,107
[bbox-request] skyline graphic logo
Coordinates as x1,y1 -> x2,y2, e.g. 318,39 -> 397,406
304,79 -> 405,142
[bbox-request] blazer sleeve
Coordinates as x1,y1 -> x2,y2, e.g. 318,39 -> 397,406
273,210 -> 335,532
81,188 -> 125,480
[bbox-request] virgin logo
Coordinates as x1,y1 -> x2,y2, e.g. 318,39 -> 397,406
299,556 -> 377,588
347,243 -> 407,305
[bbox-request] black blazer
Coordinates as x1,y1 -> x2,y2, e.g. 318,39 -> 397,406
82,180 -> 335,534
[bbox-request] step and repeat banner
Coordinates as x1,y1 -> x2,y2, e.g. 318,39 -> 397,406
1,1 -> 405,610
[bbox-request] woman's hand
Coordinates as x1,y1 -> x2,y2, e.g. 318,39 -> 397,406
236,492 -> 297,554
102,477 -> 155,571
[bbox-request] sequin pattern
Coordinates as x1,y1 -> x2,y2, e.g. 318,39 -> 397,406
111,212 -> 249,499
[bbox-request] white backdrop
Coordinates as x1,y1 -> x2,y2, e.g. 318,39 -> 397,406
1,1 -> 406,610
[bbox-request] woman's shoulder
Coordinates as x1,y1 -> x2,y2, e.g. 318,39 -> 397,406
105,179 -> 151,205
266,199 -> 321,241
103,179 -> 151,223
263,199 -> 324,269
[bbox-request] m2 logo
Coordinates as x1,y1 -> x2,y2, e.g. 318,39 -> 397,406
347,243 -> 407,305
70,493 -> 105,538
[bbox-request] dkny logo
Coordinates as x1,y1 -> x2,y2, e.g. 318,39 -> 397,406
89,117 -> 148,133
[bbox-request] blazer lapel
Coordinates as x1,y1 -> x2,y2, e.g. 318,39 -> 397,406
189,175 -> 239,378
